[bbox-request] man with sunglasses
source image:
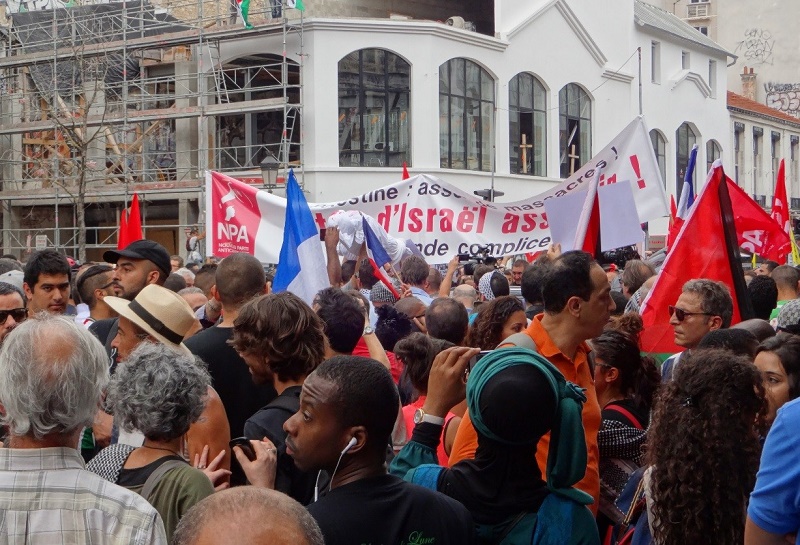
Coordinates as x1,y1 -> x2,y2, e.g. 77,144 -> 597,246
0,282 -> 26,345
75,264 -> 117,328
662,279 -> 733,382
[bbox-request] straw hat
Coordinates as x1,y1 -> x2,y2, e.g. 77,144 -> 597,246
104,284 -> 195,355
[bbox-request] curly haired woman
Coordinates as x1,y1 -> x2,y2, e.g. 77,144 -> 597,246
643,348 -> 765,545
466,295 -> 527,350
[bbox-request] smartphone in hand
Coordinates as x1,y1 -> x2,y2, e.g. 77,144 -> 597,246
229,437 -> 257,462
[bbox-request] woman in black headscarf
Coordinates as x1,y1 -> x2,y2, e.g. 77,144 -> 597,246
389,345 -> 600,545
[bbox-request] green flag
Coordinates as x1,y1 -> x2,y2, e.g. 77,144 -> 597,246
287,0 -> 305,11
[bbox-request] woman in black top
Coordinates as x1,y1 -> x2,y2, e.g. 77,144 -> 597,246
590,317 -> 660,537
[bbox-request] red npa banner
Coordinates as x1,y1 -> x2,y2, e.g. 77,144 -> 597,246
207,117 -> 669,264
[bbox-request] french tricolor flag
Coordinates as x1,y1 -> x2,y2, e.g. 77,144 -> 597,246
273,170 -> 330,305
362,216 -> 401,299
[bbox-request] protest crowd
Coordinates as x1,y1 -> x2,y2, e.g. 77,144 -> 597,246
1,162 -> 800,545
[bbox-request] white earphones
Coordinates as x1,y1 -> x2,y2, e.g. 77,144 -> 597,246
315,437 -> 358,502
341,436 -> 357,455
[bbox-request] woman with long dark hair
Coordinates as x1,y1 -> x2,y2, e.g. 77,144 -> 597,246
591,318 -> 660,534
753,333 -> 800,427
466,295 -> 526,350
646,349 -> 765,545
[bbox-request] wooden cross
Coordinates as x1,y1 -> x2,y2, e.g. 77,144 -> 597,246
568,144 -> 580,175
519,133 -> 533,174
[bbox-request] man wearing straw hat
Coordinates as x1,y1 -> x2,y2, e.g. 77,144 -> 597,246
101,284 -> 231,480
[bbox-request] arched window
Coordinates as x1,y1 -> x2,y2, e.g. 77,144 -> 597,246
338,49 -> 410,167
650,129 -> 667,188
509,73 -> 546,176
215,54 -> 300,172
439,58 -> 495,171
676,123 -> 698,198
706,139 -> 722,173
559,83 -> 591,178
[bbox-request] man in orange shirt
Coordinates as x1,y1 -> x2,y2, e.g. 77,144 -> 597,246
449,250 -> 612,513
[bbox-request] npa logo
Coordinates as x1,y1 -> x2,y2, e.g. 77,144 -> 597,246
216,180 -> 253,244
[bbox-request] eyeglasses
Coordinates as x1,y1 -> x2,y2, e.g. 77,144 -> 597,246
0,308 -> 27,324
668,305 -> 714,322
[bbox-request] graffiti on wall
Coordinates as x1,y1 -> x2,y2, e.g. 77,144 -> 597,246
766,83 -> 800,116
735,28 -> 775,65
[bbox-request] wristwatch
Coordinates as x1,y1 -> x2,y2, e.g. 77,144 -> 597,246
413,407 -> 445,426
363,325 -> 374,335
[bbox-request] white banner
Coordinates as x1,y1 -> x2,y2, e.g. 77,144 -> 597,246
208,116 -> 668,264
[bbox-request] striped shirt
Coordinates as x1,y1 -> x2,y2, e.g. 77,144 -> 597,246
0,447 -> 167,545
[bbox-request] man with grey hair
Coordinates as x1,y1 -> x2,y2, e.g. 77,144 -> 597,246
620,259 -> 656,299
662,278 -> 733,381
0,314 -> 167,543
176,267 -> 196,288
173,487 -> 324,545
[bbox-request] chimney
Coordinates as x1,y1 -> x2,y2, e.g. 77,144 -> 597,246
741,66 -> 757,101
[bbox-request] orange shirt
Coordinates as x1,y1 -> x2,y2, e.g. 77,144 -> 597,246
448,314 -> 601,514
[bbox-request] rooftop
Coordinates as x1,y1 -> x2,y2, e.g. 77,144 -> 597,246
634,0 -> 732,58
727,91 -> 800,129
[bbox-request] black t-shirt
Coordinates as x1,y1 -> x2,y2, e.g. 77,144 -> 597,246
244,386 -> 321,505
185,326 -> 277,486
308,473 -> 475,545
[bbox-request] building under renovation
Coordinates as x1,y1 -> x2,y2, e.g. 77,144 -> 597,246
0,0 -> 734,260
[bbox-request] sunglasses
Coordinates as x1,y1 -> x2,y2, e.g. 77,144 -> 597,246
76,264 -> 115,293
0,308 -> 27,324
668,305 -> 714,322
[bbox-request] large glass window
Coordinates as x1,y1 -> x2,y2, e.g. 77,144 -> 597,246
509,73 -> 546,176
338,49 -> 410,167
650,129 -> 667,188
559,83 -> 591,178
675,122 -> 697,199
215,54 -> 300,171
439,58 -> 494,171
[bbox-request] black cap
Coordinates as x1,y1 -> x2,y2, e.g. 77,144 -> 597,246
103,240 -> 171,277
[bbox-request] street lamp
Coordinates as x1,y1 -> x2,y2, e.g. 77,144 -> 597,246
474,189 -> 504,202
260,154 -> 280,191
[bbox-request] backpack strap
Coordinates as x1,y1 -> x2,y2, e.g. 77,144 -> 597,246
140,459 -> 186,502
604,403 -> 644,430
497,332 -> 537,351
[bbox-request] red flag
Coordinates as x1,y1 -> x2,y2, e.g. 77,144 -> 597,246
118,208 -> 129,249
640,163 -> 753,355
573,168 -> 601,258
767,159 -> 789,264
117,193 -> 143,249
402,162 -> 410,180
727,177 -> 791,262
127,193 -> 143,243
666,195 -> 680,250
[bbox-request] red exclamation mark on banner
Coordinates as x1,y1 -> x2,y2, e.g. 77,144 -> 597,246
630,155 -> 646,189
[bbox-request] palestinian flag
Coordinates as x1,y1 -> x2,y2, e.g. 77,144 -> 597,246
287,0 -> 305,11
235,0 -> 253,29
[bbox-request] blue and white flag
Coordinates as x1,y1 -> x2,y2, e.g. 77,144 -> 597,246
273,170 -> 329,304
676,144 -> 697,219
362,216 -> 401,299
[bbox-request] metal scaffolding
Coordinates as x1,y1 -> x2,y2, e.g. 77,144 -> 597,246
0,0 -> 304,258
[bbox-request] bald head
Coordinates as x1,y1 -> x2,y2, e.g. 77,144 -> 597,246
453,284 -> 477,308
173,487 -> 323,545
395,296 -> 426,319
